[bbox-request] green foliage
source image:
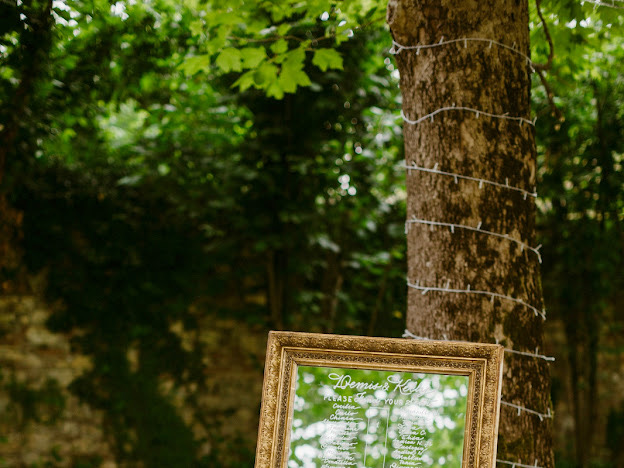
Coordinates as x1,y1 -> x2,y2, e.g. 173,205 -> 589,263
178,54 -> 211,75
2,0 -> 623,466
3,1 -> 405,466
216,48 -> 244,72
181,0 -> 382,97
531,2 -> 624,466
312,48 -> 344,71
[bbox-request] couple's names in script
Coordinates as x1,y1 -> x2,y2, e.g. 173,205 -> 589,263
328,373 -> 430,397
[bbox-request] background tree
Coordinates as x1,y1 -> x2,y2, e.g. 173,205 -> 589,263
532,3 -> 624,464
0,0 -> 53,294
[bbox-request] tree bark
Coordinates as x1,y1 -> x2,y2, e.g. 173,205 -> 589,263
388,1 -> 553,466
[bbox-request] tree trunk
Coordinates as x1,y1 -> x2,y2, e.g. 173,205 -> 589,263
267,249 -> 286,329
1,0 -> 53,292
387,1 -> 553,466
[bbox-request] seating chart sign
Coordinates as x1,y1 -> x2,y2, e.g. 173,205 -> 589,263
254,332 -> 504,468
287,366 -> 468,468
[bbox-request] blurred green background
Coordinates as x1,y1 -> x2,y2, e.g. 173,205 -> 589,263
0,0 -> 622,467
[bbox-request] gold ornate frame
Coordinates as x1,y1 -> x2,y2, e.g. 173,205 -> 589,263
255,331 -> 504,468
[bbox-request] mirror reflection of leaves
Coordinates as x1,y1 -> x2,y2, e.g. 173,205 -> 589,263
288,366 -> 468,468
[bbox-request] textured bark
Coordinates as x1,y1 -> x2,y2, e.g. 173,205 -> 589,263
387,0 -> 553,466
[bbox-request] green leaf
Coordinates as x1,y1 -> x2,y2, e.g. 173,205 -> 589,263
277,23 -> 291,35
206,24 -> 230,55
178,54 -> 211,76
215,48 -> 243,73
140,73 -> 155,92
189,19 -> 204,37
212,11 -> 243,26
247,20 -> 269,34
312,48 -> 343,72
270,5 -> 289,22
232,70 -> 255,92
279,67 -> 311,93
281,48 -> 306,73
278,48 -> 310,93
206,36 -> 227,55
241,47 -> 266,68
270,39 -> 289,55
266,80 -> 285,99
253,62 -> 278,86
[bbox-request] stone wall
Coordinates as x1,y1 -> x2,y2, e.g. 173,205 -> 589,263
164,310 -> 268,464
0,293 -> 116,467
1,287 -> 623,466
0,289 -> 269,467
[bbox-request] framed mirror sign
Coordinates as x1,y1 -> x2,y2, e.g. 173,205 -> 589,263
255,331 -> 504,468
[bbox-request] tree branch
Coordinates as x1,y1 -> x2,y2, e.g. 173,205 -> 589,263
533,0 -> 554,72
228,15 -> 386,46
536,68 -> 563,122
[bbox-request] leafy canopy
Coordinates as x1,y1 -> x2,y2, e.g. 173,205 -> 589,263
180,0 -> 383,98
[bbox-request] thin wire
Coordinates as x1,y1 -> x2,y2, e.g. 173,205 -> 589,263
503,346 -> 555,362
400,107 -> 536,127
500,401 -> 553,421
401,162 -> 537,199
497,460 -> 542,468
390,38 -> 534,70
405,216 -> 542,263
402,330 -> 555,362
403,330 -> 440,341
406,281 -> 547,320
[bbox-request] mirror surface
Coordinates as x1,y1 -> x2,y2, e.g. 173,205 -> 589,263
287,366 -> 469,468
